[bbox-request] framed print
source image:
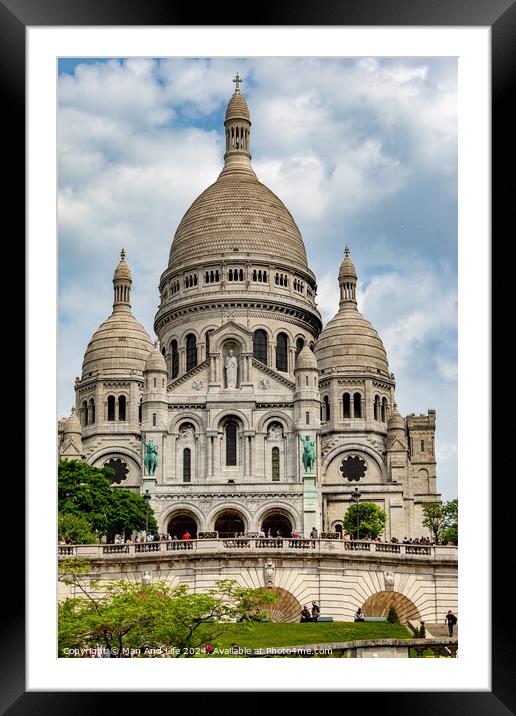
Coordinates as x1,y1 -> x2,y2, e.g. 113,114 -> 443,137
5,0 -> 512,709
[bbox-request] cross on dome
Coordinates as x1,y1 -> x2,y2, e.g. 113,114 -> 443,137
233,73 -> 243,92
120,248 -> 126,259
344,246 -> 350,258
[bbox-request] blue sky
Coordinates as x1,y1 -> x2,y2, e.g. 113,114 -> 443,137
57,57 -> 457,499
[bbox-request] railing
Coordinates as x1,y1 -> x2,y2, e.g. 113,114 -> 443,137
58,539 -> 456,560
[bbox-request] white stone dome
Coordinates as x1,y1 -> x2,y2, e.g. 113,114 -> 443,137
295,344 -> 318,370
81,312 -> 153,379
81,251 -> 153,379
315,248 -> 389,377
145,344 -> 168,373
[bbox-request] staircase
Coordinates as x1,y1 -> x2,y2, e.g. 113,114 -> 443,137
425,623 -> 458,639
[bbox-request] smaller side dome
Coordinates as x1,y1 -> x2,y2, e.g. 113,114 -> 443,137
145,343 -> 167,373
63,407 -> 81,435
295,344 -> 318,371
388,404 -> 405,432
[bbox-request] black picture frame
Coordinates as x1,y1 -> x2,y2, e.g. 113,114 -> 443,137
6,0 -> 509,710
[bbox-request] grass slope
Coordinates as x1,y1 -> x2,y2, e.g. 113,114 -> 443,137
205,621 -> 412,650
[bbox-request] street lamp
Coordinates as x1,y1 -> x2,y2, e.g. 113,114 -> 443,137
143,490 -> 151,539
351,487 -> 362,540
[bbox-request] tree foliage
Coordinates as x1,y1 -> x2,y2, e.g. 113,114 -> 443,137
441,499 -> 458,545
58,460 -> 157,540
58,568 -> 277,657
387,606 -> 400,624
421,499 -> 458,544
58,514 -> 99,544
343,502 -> 387,539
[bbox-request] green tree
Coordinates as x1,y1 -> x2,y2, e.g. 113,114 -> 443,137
441,499 -> 458,545
422,500 -> 458,544
343,502 -> 387,539
58,514 -> 98,544
58,566 -> 277,657
58,460 -> 157,541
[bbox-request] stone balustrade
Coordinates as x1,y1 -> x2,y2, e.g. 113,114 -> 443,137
58,539 -> 455,561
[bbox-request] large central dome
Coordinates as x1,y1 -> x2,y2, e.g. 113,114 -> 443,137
168,173 -> 308,268
167,84 -> 308,272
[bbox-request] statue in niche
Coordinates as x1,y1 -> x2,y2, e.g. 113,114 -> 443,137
225,349 -> 238,389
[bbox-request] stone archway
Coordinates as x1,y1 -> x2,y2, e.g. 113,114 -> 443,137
260,509 -> 294,538
265,587 -> 302,623
167,510 -> 199,539
362,591 -> 421,623
214,509 -> 246,537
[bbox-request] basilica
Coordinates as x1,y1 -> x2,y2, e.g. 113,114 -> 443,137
58,79 -> 440,540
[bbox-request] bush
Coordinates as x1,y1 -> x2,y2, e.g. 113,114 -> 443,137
386,606 -> 400,624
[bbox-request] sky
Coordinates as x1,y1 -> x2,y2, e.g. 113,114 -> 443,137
57,57 -> 457,500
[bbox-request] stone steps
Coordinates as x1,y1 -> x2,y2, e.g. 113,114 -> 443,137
425,623 -> 458,638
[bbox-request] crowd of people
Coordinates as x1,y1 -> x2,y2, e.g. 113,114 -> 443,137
60,528 -> 454,546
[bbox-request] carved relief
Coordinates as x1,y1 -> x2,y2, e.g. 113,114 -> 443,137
267,423 -> 284,441
264,559 -> 275,587
383,572 -> 395,591
192,380 -> 204,391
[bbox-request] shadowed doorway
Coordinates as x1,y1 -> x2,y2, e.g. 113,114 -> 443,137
167,512 -> 198,539
214,510 -> 246,537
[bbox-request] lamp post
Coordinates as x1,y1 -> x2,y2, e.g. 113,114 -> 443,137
143,490 -> 151,540
351,487 -> 361,540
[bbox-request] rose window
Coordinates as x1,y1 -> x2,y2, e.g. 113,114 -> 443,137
104,458 -> 129,484
340,456 -> 367,482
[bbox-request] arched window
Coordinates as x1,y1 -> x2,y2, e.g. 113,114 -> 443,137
324,395 -> 330,421
205,330 -> 213,358
81,400 -> 88,427
420,439 -> 425,452
381,397 -> 388,422
253,329 -> 268,364
138,397 -> 142,423
296,337 -> 304,355
107,395 -> 115,422
353,393 -> 362,418
118,395 -> 126,421
374,395 -> 381,421
186,334 -> 197,371
88,398 -> 95,425
183,448 -> 191,483
226,421 -> 238,466
276,332 -> 288,372
343,393 -> 351,419
171,340 -> 179,379
272,447 -> 280,481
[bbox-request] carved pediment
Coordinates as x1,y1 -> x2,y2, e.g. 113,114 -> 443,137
168,361 -> 209,395
252,359 -> 295,392
210,321 -> 253,353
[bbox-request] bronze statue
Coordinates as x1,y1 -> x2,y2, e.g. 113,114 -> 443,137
142,433 -> 158,476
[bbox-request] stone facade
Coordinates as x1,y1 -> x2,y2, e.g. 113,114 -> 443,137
59,82 -> 442,542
